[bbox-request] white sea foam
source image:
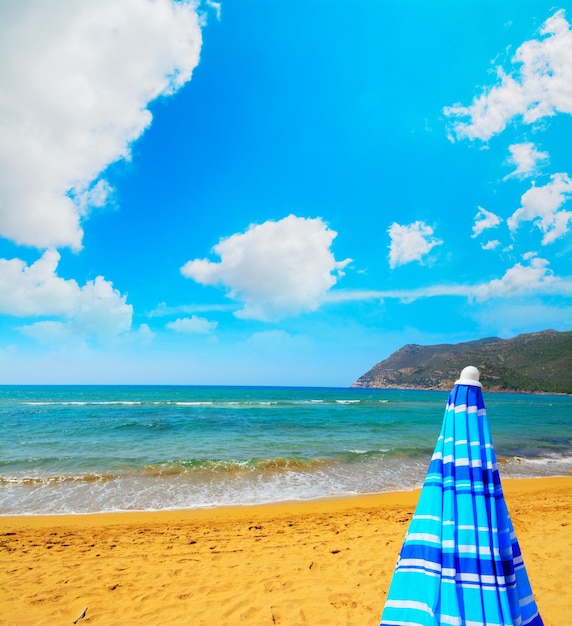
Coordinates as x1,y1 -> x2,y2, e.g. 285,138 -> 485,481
3,454 -> 570,517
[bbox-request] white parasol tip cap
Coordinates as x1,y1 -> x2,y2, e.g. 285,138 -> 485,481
454,365 -> 482,387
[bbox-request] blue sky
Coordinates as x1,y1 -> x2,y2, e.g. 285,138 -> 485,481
1,0 -> 571,386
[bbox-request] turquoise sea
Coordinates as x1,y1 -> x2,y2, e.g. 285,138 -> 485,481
1,386 -> 571,516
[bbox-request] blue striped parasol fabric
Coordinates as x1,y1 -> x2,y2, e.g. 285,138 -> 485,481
380,367 -> 543,626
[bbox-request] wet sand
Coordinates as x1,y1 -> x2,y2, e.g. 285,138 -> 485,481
1,477 -> 570,625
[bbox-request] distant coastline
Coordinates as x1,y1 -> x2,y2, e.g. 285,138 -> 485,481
355,382 -> 571,395
352,329 -> 572,394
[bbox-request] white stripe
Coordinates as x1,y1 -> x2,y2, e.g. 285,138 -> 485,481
458,582 -> 489,590
407,533 -> 440,544
440,615 -> 462,625
457,573 -> 497,584
398,558 -> 441,572
522,611 -> 540,625
396,567 -> 441,579
457,544 -> 476,553
425,471 -> 442,478
519,594 -> 535,607
458,525 -> 493,532
414,515 -> 441,521
455,545 -> 493,556
384,600 -> 434,617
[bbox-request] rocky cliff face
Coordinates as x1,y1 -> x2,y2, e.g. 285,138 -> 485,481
352,330 -> 572,393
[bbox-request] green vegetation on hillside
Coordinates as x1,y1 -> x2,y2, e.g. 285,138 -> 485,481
352,330 -> 572,394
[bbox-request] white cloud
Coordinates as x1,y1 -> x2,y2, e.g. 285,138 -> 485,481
149,302 -> 234,317
0,250 -> 132,339
1,251 -> 79,316
472,206 -> 502,238
0,0 -> 202,250
206,1 -> 222,20
504,143 -> 549,179
129,323 -> 156,347
444,10 -> 572,142
472,256 -> 560,300
167,316 -> 218,334
507,173 -> 572,244
387,221 -> 443,269
181,215 -> 351,321
18,321 -> 73,344
325,257 -> 571,303
481,240 -> 501,251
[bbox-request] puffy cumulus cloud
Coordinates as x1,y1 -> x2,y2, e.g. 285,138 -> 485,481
166,316 -> 218,334
0,250 -> 132,340
472,256 -> 564,300
472,206 -> 502,238
444,10 -> 572,142
180,215 -> 351,321
0,0 -> 202,250
1,250 -> 79,316
387,221 -> 442,269
507,173 -> 572,244
504,143 -> 549,179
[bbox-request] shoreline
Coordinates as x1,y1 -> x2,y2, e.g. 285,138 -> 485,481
351,384 -> 571,395
0,474 -> 569,524
1,476 -> 570,625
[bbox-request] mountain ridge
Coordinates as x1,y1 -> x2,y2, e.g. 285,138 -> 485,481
351,329 -> 572,394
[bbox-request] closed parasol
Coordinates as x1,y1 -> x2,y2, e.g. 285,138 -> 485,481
380,366 -> 543,626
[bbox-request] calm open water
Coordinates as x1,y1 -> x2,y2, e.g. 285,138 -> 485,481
1,386 -> 570,515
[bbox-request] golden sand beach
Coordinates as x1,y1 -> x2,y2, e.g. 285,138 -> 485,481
1,477 -> 570,625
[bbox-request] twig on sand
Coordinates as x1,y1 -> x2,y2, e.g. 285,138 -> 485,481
73,606 -> 88,624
